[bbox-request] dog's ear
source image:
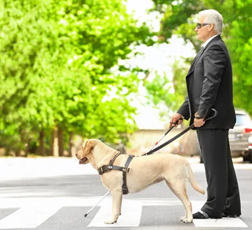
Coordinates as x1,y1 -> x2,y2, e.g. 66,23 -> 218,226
83,139 -> 95,155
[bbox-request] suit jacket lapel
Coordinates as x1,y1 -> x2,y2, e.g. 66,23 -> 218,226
186,47 -> 204,77
191,46 -> 204,67
186,35 -> 222,77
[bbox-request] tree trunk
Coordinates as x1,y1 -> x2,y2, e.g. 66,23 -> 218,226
69,132 -> 75,157
58,128 -> 64,157
52,127 -> 59,157
15,150 -> 20,157
24,140 -> 29,157
38,130 -> 45,156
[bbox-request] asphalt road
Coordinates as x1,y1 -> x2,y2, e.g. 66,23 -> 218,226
0,156 -> 251,230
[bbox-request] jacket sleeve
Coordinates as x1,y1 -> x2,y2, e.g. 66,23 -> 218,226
177,96 -> 190,120
198,44 -> 226,118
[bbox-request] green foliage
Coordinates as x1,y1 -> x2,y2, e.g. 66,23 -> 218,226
227,4 -> 252,115
151,0 -> 205,50
0,0 -> 153,154
144,60 -> 189,112
147,0 -> 252,116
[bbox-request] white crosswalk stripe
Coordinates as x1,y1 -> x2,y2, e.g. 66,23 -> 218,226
0,207 -> 60,229
88,200 -> 142,227
192,202 -> 248,228
0,198 -> 248,228
194,219 -> 248,228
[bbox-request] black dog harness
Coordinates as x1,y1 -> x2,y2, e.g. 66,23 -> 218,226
97,152 -> 134,195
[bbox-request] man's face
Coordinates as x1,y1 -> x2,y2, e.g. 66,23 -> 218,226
195,16 -> 211,42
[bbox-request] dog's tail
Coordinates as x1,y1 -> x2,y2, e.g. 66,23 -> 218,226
187,162 -> 205,195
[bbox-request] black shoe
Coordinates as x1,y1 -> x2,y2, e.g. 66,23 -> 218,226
193,211 -> 209,219
193,211 -> 222,219
222,213 -> 240,218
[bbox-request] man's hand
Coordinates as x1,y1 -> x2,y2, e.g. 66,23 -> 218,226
194,117 -> 205,127
169,113 -> 184,128
194,111 -> 205,127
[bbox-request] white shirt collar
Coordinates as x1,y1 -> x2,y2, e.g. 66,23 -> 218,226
202,35 -> 219,48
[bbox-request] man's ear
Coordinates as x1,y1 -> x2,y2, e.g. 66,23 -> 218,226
209,24 -> 214,32
83,139 -> 95,154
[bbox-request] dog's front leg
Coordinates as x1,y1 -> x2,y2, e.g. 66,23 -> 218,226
104,191 -> 122,224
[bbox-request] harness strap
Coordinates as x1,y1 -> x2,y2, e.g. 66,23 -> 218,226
98,165 -> 129,175
97,153 -> 135,195
98,152 -> 123,175
109,152 -> 121,165
122,155 -> 134,195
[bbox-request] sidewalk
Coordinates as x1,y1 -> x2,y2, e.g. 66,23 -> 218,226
0,156 -> 251,182
0,157 -> 96,182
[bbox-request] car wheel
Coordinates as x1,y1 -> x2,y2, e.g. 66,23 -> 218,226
243,155 -> 249,162
249,151 -> 252,163
200,156 -> 204,163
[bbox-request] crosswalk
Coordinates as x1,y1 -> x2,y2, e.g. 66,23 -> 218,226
0,207 -> 60,229
0,197 -> 248,229
88,200 -> 143,227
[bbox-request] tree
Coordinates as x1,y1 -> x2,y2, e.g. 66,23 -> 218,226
147,0 -> 252,116
0,0 -> 58,155
223,0 -> 252,115
0,0 -> 154,155
144,59 -> 189,113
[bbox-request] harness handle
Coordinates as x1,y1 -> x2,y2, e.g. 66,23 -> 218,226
144,108 -> 218,156
204,108 -> 218,121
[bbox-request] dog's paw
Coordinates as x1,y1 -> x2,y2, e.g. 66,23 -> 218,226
104,219 -> 117,224
180,216 -> 193,223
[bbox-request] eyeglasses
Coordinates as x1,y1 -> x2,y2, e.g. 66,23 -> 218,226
196,23 -> 211,29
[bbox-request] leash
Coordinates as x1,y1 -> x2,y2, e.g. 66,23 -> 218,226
146,118 -> 183,152
143,108 -> 218,156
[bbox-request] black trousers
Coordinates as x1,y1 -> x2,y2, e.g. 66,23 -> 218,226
196,129 -> 241,217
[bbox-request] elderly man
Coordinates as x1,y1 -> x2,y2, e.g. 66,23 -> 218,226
170,9 -> 241,219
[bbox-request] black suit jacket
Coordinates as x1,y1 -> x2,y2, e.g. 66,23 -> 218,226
178,35 -> 236,129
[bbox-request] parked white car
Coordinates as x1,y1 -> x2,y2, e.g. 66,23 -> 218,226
229,109 -> 252,162
244,135 -> 252,163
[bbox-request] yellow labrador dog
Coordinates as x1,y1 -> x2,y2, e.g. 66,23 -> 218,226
76,139 -> 205,224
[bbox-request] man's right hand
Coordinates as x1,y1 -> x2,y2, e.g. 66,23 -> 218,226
169,113 -> 184,128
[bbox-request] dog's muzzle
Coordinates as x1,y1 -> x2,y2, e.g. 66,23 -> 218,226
79,157 -> 88,164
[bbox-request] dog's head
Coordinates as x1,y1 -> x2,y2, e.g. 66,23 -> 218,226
76,139 -> 96,164
76,139 -> 118,168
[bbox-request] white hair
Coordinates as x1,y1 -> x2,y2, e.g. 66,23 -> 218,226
198,9 -> 223,35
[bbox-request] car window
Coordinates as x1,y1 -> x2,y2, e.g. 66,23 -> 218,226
236,114 -> 252,126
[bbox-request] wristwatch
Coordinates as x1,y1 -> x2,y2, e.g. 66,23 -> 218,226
195,112 -> 204,119
195,116 -> 204,119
